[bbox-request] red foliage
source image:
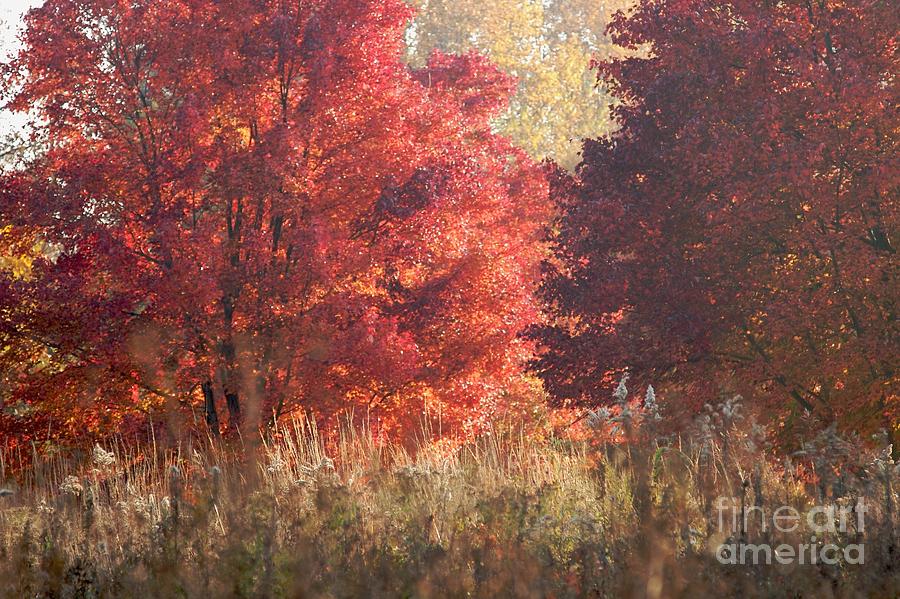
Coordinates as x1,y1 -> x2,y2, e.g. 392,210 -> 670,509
534,0 -> 898,444
0,0 -> 549,444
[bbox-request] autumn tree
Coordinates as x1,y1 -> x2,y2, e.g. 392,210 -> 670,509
535,0 -> 898,445
406,0 -> 633,168
0,0 -> 549,445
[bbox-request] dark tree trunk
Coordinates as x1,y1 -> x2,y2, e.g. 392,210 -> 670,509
220,288 -> 242,429
202,380 -> 220,436
225,390 -> 241,427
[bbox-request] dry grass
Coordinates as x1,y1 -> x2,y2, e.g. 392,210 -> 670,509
0,407 -> 898,598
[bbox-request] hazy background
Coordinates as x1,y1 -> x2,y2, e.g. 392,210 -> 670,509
1,0 -> 42,137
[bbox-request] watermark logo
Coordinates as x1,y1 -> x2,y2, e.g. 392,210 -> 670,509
714,497 -> 866,565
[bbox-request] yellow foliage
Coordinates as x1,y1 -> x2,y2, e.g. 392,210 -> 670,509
407,0 -> 633,168
0,226 -> 40,280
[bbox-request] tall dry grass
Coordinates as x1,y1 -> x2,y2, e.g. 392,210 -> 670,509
1,397 -> 898,598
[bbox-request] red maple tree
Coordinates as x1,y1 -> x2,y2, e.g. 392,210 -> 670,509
0,0 -> 549,444
534,0 -> 898,445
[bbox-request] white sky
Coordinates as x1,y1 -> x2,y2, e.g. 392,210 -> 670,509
1,0 -> 43,136
1,0 -> 38,54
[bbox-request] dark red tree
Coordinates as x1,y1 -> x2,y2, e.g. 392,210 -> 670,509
535,0 -> 898,444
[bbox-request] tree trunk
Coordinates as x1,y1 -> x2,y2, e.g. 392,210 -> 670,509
202,379 -> 220,436
225,390 -> 241,427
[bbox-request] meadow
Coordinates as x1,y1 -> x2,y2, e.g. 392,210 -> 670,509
2,396 -> 897,598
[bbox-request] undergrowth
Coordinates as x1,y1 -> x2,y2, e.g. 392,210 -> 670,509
1,393 -> 898,598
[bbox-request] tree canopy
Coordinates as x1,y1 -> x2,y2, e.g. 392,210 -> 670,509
0,0 -> 549,444
534,0 -> 898,445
